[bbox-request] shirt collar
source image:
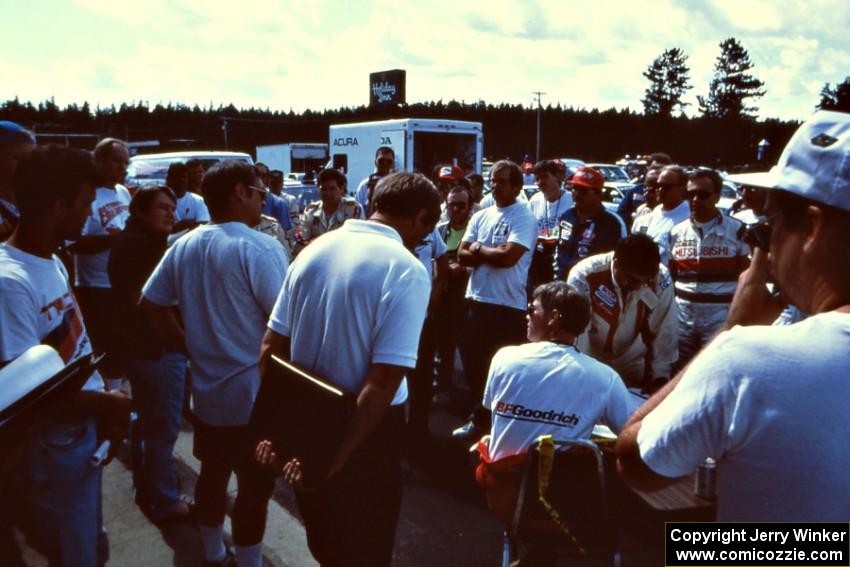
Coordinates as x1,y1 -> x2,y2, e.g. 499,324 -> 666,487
342,219 -> 403,244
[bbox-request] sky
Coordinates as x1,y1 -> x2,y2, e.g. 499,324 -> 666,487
2,0 -> 849,122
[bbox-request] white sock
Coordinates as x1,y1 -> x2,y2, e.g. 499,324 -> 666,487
107,377 -> 124,392
199,524 -> 226,562
236,543 -> 263,567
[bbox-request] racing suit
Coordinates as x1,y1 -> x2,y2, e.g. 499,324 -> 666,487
668,214 -> 749,366
567,252 -> 678,388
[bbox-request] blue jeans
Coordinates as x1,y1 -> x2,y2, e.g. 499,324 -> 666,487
124,352 -> 186,520
26,416 -> 108,567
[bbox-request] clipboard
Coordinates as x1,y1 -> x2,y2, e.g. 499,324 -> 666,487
250,355 -> 356,486
0,348 -> 103,435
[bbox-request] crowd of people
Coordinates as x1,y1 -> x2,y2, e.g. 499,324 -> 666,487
0,108 -> 849,567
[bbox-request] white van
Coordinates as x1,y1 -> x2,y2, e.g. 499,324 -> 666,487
328,119 -> 483,191
125,151 -> 253,189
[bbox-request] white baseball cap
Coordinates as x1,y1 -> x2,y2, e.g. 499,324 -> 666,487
728,110 -> 850,212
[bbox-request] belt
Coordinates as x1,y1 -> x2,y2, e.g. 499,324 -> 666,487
675,289 -> 734,304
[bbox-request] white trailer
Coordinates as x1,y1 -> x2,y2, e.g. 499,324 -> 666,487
327,118 -> 483,192
255,143 -> 328,177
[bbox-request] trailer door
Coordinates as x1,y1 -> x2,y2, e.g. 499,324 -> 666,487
412,130 -> 478,178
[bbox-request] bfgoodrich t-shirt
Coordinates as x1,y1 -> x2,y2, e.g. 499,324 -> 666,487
74,185 -> 132,288
462,201 -> 537,311
484,341 -> 635,461
143,223 -> 288,426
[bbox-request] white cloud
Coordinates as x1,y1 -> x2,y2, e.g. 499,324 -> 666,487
2,0 -> 848,121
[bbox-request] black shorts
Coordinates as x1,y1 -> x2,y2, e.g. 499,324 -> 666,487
193,421 -> 255,466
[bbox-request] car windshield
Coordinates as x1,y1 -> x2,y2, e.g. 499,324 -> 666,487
592,166 -> 629,182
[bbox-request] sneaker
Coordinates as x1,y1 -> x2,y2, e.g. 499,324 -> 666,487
202,546 -> 236,567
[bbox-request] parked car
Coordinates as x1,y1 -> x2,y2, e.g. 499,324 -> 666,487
125,151 -> 253,189
587,163 -> 634,191
601,186 -> 625,214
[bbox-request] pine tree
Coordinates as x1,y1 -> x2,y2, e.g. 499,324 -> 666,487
698,38 -> 766,119
642,48 -> 692,117
818,77 -> 850,112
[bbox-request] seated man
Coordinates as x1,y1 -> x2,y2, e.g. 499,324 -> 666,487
567,234 -> 678,391
483,281 -> 636,463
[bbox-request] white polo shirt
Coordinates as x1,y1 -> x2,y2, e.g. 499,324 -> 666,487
268,220 -> 431,405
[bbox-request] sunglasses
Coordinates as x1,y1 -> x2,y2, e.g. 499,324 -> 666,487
687,189 -> 714,201
447,202 -> 468,209
248,185 -> 269,202
744,212 -> 783,252
377,157 -> 394,164
657,183 -> 681,191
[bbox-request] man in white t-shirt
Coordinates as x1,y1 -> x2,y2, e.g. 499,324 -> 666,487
484,281 -> 635,462
142,160 -> 288,567
617,110 -> 850,521
68,137 -> 132,389
453,160 -> 537,441
0,145 -> 131,566
258,172 -> 439,566
631,165 -> 690,265
526,160 -> 574,293
167,161 -> 210,233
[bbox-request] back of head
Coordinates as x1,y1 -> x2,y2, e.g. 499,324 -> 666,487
648,152 -> 672,169
13,145 -> 97,219
201,160 -> 256,220
371,172 -> 441,225
533,281 -> 591,336
614,234 -> 661,277
0,121 -> 36,148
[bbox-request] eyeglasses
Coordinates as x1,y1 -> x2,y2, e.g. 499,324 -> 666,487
687,189 -> 714,201
744,212 -> 783,252
248,185 -> 269,200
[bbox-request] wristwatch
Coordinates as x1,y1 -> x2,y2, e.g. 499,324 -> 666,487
470,242 -> 482,254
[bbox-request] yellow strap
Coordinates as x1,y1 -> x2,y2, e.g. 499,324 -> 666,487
536,435 -> 586,555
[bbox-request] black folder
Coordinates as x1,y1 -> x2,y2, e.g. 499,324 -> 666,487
250,355 -> 356,486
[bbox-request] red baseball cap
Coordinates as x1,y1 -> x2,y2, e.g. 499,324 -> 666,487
437,164 -> 465,181
570,166 -> 605,190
